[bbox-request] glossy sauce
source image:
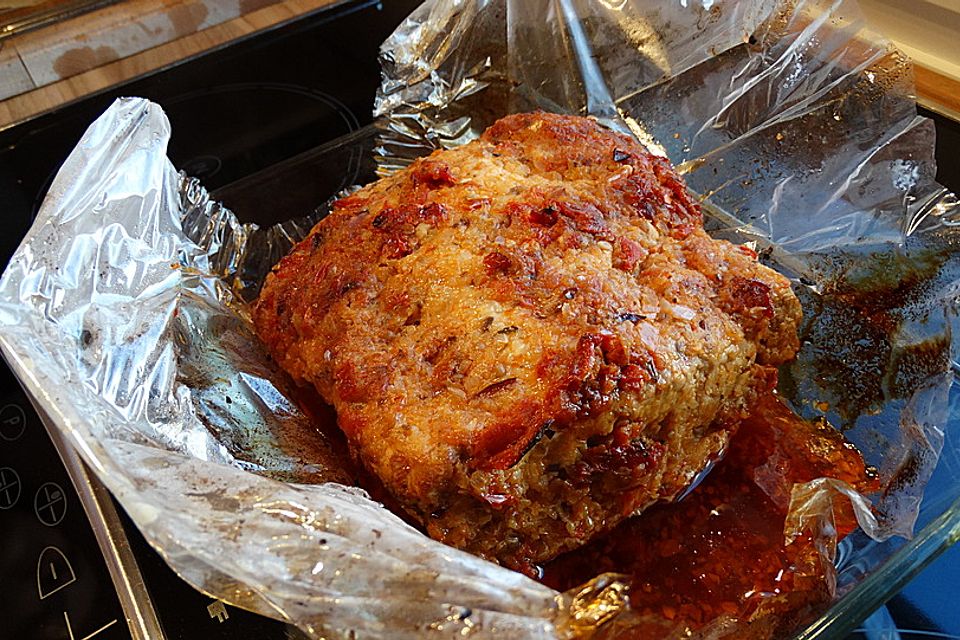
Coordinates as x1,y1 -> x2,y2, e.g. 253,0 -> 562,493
542,393 -> 878,638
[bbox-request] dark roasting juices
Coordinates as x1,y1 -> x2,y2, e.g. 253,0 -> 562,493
542,393 -> 878,639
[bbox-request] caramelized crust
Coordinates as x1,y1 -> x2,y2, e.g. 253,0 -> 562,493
253,113 -> 802,569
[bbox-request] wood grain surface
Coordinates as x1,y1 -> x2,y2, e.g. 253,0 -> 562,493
0,1 -> 956,130
916,64 -> 960,121
0,0 -> 337,130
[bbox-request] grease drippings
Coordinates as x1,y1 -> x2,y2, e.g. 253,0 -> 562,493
542,393 -> 877,639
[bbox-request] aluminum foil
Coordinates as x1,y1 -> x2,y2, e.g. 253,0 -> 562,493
1,0 -> 959,638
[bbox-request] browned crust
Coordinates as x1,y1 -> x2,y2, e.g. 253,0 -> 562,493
254,112 -> 802,567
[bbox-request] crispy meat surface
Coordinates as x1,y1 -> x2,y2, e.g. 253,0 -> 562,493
253,112 -> 802,569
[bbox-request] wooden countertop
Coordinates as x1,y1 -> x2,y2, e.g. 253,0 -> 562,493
0,0 -> 339,130
0,0 -> 956,131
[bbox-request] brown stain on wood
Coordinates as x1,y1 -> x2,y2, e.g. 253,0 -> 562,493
166,2 -> 208,36
239,0 -> 280,13
52,45 -> 118,79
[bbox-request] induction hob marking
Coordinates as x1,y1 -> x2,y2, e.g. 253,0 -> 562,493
64,611 -> 119,640
0,403 -> 26,441
37,546 -> 77,599
0,466 -> 21,509
208,599 -> 229,623
34,481 -> 67,526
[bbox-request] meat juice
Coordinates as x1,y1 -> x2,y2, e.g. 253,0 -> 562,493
542,393 -> 878,639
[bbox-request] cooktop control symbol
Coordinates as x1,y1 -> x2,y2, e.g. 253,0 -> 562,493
34,481 -> 67,526
0,466 -> 21,509
63,611 -> 118,640
37,546 -> 77,599
0,403 -> 26,441
208,600 -> 230,623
